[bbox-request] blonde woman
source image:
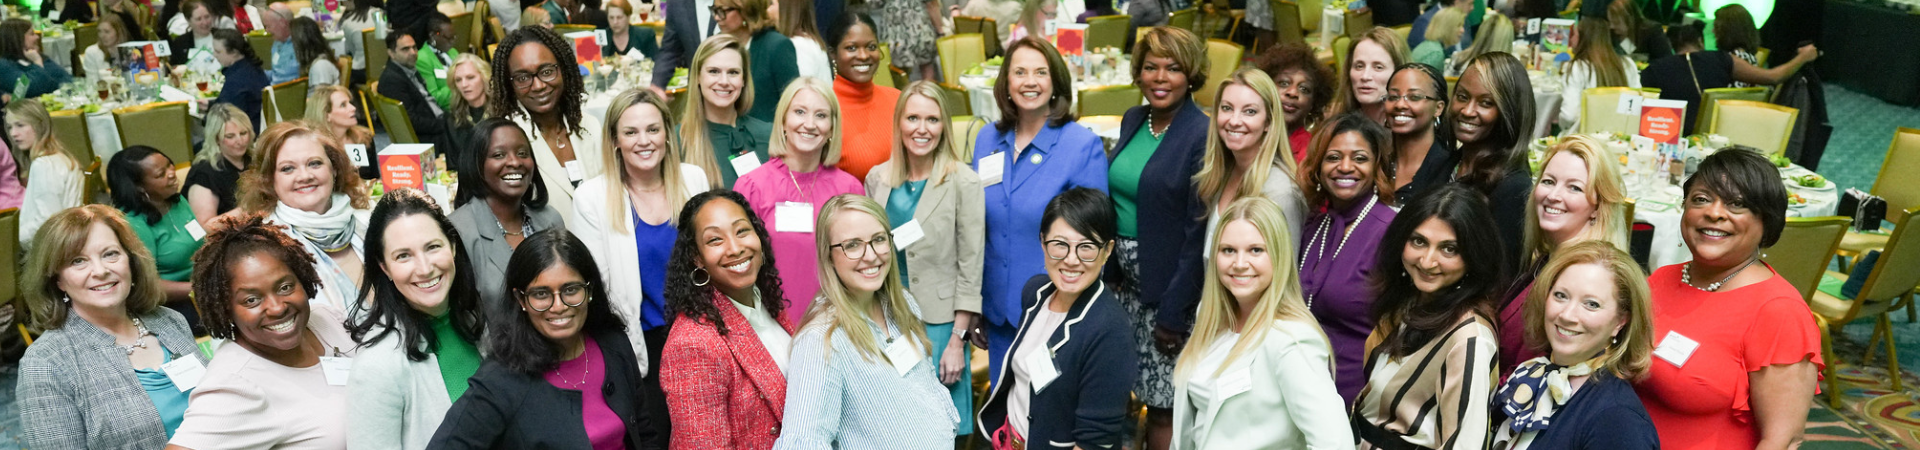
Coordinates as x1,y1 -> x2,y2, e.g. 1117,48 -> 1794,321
305,84 -> 376,148
735,78 -> 865,323
1554,18 -> 1640,131
185,104 -> 256,228
1171,197 -> 1352,449
447,53 -> 491,143
774,194 -> 955,449
574,88 -> 711,375
1329,27 -> 1411,124
1193,67 -> 1308,247
6,100 -> 83,252
1496,134 -> 1629,376
679,34 -> 771,187
863,80 -> 985,437
1409,8 -> 1465,71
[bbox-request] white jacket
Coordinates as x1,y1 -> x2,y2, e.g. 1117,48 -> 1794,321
570,165 -> 709,375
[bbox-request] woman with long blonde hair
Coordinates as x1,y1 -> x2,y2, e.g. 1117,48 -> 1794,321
1193,67 -> 1309,245
1171,197 -> 1352,449
6,99 -> 83,252
1554,18 -> 1640,131
1496,134 -> 1629,375
735,77 -> 866,323
679,34 -> 771,187
184,104 -> 256,227
447,52 -> 492,141
304,84 -> 375,148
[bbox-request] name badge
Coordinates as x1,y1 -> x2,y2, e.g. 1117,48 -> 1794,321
1654,331 -> 1700,368
774,202 -> 814,233
977,152 -> 1005,186
1023,347 -> 1059,392
434,68 -> 448,79
320,356 -> 353,386
160,356 -> 207,392
892,219 -> 925,250
184,219 -> 208,241
564,160 -> 587,182
729,152 -> 763,177
884,338 -> 923,377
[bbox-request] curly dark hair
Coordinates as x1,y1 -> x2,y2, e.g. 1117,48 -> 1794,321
664,190 -> 788,335
487,26 -> 587,139
106,145 -> 179,226
453,117 -> 550,210
1370,184 -> 1509,358
487,229 -> 626,374
1253,42 -> 1335,129
191,214 -> 325,340
347,188 -> 487,362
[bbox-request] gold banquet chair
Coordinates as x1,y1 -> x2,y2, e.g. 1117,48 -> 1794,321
1077,85 -> 1142,118
1085,14 -> 1130,51
1696,87 -> 1769,135
365,28 -> 390,84
1196,39 -> 1244,109
937,34 -> 986,88
1810,206 -> 1920,407
248,30 -> 275,71
1707,100 -> 1798,157
1,208 -> 19,309
48,109 -> 95,164
1764,216 -> 1852,303
265,77 -> 310,124
113,101 -> 195,166
1578,87 -> 1661,136
368,89 -> 421,144
1836,128 -> 1920,301
450,12 -> 474,55
1270,0 -> 1307,48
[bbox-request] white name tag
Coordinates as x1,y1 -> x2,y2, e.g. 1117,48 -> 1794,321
320,356 -> 353,386
564,160 -> 587,182
184,219 -> 207,241
594,30 -> 609,46
434,68 -> 447,79
884,338 -> 923,377
892,219 -> 925,250
977,152 -> 1005,185
1023,347 -> 1059,392
774,202 -> 814,233
729,152 -> 763,177
1654,331 -> 1700,368
345,144 -> 370,167
160,356 -> 207,392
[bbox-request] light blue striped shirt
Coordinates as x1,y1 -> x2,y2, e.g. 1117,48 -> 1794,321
773,296 -> 958,449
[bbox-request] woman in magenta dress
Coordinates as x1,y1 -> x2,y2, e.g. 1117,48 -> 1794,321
1294,112 -> 1398,405
735,78 -> 866,323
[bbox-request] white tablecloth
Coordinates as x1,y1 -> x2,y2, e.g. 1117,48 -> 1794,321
45,34 -> 76,70
86,110 -> 123,160
1631,164 -> 1839,268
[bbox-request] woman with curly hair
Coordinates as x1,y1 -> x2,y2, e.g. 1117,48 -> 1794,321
237,121 -> 373,316
1253,42 -> 1334,162
490,25 -> 601,226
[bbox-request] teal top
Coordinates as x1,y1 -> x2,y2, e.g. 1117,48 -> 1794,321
133,346 -> 191,438
430,313 -> 483,400
1410,41 -> 1448,72
885,179 -> 928,288
125,200 -> 204,282
1109,125 -> 1161,238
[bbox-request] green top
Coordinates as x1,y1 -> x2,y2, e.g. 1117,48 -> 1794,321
703,117 -> 774,187
416,46 -> 462,110
430,313 -> 482,400
886,179 -> 928,288
1410,41 -> 1447,72
1109,125 -> 1161,238
125,200 -> 203,282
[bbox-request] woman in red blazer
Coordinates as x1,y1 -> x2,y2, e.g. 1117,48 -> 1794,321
660,189 -> 797,449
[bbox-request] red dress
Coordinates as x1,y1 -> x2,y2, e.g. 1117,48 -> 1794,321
1287,127 -> 1311,167
1634,264 -> 1824,450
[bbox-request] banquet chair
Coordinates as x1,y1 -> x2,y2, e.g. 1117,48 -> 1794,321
364,28 -> 389,85
1696,87 -> 1768,135
950,116 -> 987,161
369,90 -> 421,144
1391,25 -> 1411,43
82,158 -> 106,205
1836,127 -> 1920,282
264,77 -> 310,124
1755,48 -> 1772,68
469,0 -> 491,54
450,12 -> 474,55
952,16 -> 1000,58
1707,100 -> 1798,157
1171,8 -> 1200,35
0,208 -> 16,309
48,109 -> 94,164
937,34 -> 986,88
554,24 -> 596,35
112,101 -> 194,166
1086,15 -> 1129,51
1809,206 -> 1920,406
1577,87 -> 1661,136
875,43 -> 903,89
1196,39 -> 1244,109
1344,8 -> 1373,39
1270,0 -> 1307,49
1077,84 -> 1142,117
1765,216 -> 1852,302
248,30 -> 274,71
1332,35 -> 1351,73
938,83 -> 971,118
72,22 -> 98,76
668,87 -> 688,123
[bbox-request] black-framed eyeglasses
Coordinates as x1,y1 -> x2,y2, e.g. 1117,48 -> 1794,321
515,282 -> 591,312
1045,239 -> 1103,262
510,63 -> 564,88
830,234 -> 893,260
1384,93 -> 1441,103
708,5 -> 738,16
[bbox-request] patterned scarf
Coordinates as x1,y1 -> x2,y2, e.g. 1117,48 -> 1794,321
273,193 -> 358,253
1495,356 -> 1595,433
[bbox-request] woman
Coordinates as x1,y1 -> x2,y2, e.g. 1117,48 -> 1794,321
864,80 -> 986,437
1252,42 -> 1334,163
775,0 -> 832,83
1296,112 -> 1398,405
427,230 -> 668,449
447,54 -> 492,143
0,19 -> 74,101
168,214 -> 359,449
574,89 -> 710,376
1634,148 -> 1823,449
736,78 -> 866,323
17,205 -> 207,448
1638,23 -> 1818,133
1496,135 -> 1627,375
306,85 -> 377,148
167,0 -> 227,74
185,104 -> 256,228
1004,0 -> 1055,48
7,101 -> 84,253
1170,197 -> 1353,449
822,12 -> 901,181
209,28 -> 271,129
490,26 -> 602,224
450,118 -> 566,311
1491,240 -> 1659,449
715,0 -> 799,124
1607,0 -> 1669,61
774,194 -> 957,448
1448,52 -> 1537,265
165,0 -> 261,38
1714,4 -> 1764,74
106,146 -> 203,324
659,190 -> 794,449
602,0 -> 660,61
1330,27 -> 1410,125
1554,18 -> 1640,131
1409,8 -> 1465,71
291,17 -> 342,91
1384,63 -> 1455,206
340,0 -> 384,85
973,36 -> 1109,380
346,189 -> 488,450
1352,184 -> 1506,450
1196,67 -> 1309,246
82,16 -> 134,76
680,35 -> 771,188
875,0 -> 941,82
976,187 -> 1135,450
100,0 -> 152,41
237,121 -> 373,315
1450,13 -> 1514,76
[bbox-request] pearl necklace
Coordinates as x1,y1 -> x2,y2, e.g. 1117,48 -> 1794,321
113,317 -> 154,356
1681,257 -> 1759,292
1299,196 -> 1378,309
1146,109 -> 1168,140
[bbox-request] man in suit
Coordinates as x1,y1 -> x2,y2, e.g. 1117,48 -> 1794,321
378,31 -> 455,154
651,0 -> 713,88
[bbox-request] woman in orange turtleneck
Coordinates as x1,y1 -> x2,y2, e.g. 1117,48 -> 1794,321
823,12 -> 900,181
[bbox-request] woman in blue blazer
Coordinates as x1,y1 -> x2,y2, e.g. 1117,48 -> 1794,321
970,37 -> 1109,381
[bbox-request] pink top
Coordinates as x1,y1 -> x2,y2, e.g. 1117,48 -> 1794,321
170,302 -> 357,449
0,139 -> 21,210
545,336 -> 624,450
734,157 -> 866,323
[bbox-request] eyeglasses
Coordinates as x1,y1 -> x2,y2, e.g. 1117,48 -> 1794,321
708,5 -> 738,16
510,63 -> 563,88
1045,239 -> 1104,262
1384,93 -> 1441,103
515,282 -> 591,312
830,234 -> 893,260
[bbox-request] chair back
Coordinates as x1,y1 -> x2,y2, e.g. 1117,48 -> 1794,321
1707,100 -> 1797,157
248,30 -> 275,71
112,101 -> 195,165
1391,24 -> 1411,42
82,158 -> 106,205
554,24 -> 596,35
1856,206 -> 1920,305
450,12 -> 475,55
1271,0 -> 1306,47
1578,87 -> 1660,135
1764,216 -> 1852,301
950,116 -> 987,161
1170,8 -> 1199,33
1194,39 -> 1244,109
74,22 -> 99,52
0,208 -> 17,308
1297,0 -> 1324,30
48,110 -> 95,164
875,43 -> 898,89
1697,87 -> 1768,134
1086,14 -> 1129,51
1077,85 -> 1142,117
364,27 -> 389,83
938,34 -> 986,88
938,82 -> 971,118
265,77 -> 310,123
469,1 -> 491,54
953,16 -> 1000,57
1343,8 -> 1373,38
1332,35 -> 1352,73
1754,47 -> 1772,68
369,90 -> 420,144
1871,127 -> 1920,222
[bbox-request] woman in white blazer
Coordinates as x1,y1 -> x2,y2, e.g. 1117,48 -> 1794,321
1170,197 -> 1353,450
572,88 -> 711,377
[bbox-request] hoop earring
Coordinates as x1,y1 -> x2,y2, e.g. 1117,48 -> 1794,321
691,267 -> 711,286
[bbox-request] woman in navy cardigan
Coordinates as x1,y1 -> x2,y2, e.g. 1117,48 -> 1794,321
977,188 -> 1138,450
1103,26 -> 1211,448
207,28 -> 269,130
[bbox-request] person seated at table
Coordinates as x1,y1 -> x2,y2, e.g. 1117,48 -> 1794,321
340,0 -> 384,86
1554,17 -> 1640,131
680,34 -> 771,188
5,100 -> 84,253
736,78 -> 867,323
38,0 -> 93,24
1004,0 -> 1055,48
237,121 -> 373,315
165,214 -> 359,450
417,12 -> 463,111
164,0 -> 263,38
16,205 -> 207,449
261,4 -> 302,85
450,117 -> 570,314
83,16 -> 136,77
1384,63 -> 1456,206
1491,240 -> 1659,449
1605,0 -> 1670,62
1494,134 -> 1629,377
1252,42 -> 1335,163
106,145 -> 205,323
1638,22 -> 1819,133
1713,5 -> 1768,85
962,0 -> 1023,42
1409,8 -> 1465,71
380,30 -> 457,161
488,26 -> 602,226
521,6 -> 555,29
166,0 -> 228,73
1447,12 -> 1513,76
1195,67 -> 1309,242
97,0 -> 151,42
306,85 -> 377,149
207,28 -> 271,129
823,12 -> 899,181
602,0 -> 660,61
0,19 -> 74,102
1446,52 -> 1535,265
447,53 -> 494,145
184,105 -> 255,229
713,0 -> 798,125
1330,27 -> 1410,125
774,0 -> 831,83
543,0 -> 609,27
290,17 -> 342,91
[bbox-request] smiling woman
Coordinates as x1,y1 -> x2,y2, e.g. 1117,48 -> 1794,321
489,26 -> 602,226
107,146 -> 204,326
451,118 -> 566,313
735,78 -> 866,324
238,121 -> 373,316
1496,134 -> 1628,377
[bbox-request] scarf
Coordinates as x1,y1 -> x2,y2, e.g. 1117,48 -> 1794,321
274,193 -> 359,253
712,121 -> 757,157
1495,356 -> 1594,433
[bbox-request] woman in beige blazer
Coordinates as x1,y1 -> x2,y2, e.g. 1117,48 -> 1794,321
863,81 -> 987,438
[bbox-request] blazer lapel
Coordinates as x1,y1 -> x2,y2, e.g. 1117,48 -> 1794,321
712,292 -> 789,421
912,179 -> 953,224
469,206 -> 516,281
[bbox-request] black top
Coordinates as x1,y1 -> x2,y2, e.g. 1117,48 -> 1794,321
183,159 -> 245,215
378,60 -> 454,151
1485,166 -> 1533,274
428,329 -> 668,450
1391,137 -> 1458,206
1523,371 -> 1660,449
39,0 -> 93,23
1622,24 -> 1674,61
1640,51 -> 1736,134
